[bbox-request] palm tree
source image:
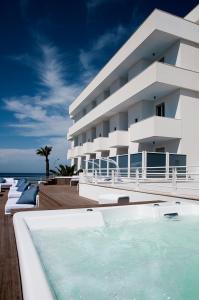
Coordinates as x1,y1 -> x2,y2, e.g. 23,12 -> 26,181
50,164 -> 76,176
36,146 -> 52,178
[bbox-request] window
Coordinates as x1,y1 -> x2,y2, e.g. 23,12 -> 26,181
156,147 -> 165,153
159,57 -> 165,63
82,108 -> 87,116
92,100 -> 96,109
104,89 -> 110,99
156,103 -> 165,117
120,74 -> 128,87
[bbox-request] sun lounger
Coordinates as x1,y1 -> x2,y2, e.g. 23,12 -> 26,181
8,182 -> 30,199
98,194 -> 130,204
5,195 -> 39,215
0,178 -> 17,189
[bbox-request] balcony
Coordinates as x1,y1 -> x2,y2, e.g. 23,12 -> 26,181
83,142 -> 94,154
109,131 -> 129,148
93,137 -> 109,152
68,62 -> 199,137
73,146 -> 84,157
130,116 -> 182,143
69,9 -> 199,116
67,132 -> 72,141
67,148 -> 74,160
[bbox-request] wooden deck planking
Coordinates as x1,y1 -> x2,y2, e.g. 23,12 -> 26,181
39,185 -> 99,209
0,191 -> 22,300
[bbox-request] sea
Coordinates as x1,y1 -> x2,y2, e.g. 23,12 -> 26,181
0,173 -> 46,182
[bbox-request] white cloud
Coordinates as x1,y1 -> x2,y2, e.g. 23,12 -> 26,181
2,23 -> 128,172
3,42 -> 78,139
79,25 -> 127,73
2,42 -> 77,171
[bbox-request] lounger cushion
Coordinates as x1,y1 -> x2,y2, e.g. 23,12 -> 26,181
16,178 -> 26,187
17,185 -> 39,205
0,177 -> 6,183
17,182 -> 29,192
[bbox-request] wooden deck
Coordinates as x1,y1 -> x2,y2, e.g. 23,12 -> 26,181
0,190 -> 22,300
0,184 -> 163,300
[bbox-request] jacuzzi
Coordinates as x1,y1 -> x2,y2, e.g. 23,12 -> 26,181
13,202 -> 199,300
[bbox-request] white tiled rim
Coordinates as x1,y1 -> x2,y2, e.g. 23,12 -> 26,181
13,202 -> 199,300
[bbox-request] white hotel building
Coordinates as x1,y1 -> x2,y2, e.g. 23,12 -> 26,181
67,5 -> 199,176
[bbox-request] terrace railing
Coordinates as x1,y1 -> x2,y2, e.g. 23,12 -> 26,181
80,166 -> 199,197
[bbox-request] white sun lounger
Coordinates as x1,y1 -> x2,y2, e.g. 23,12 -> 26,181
1,178 -> 17,188
5,195 -> 39,215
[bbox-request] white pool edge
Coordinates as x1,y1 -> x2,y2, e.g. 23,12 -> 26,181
13,203 -> 199,300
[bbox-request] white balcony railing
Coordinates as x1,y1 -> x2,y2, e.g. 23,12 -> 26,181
83,142 -> 94,154
93,137 -> 109,152
73,146 -> 84,157
67,148 -> 74,159
130,116 -> 182,143
109,130 -> 129,148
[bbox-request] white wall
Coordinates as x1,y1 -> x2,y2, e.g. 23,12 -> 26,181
179,41 -> 199,72
96,93 -> 105,105
96,121 -> 109,137
128,59 -> 152,81
110,79 -> 120,95
155,89 -> 181,119
179,89 -> 199,166
86,127 -> 96,142
110,112 -> 128,132
164,40 -> 199,73
164,41 -> 180,65
128,100 -> 154,127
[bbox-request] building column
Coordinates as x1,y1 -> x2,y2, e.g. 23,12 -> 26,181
77,157 -> 82,170
142,151 -> 147,179
166,152 -> 170,179
128,153 -> 130,178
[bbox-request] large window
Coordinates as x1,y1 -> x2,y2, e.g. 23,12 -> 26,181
118,155 -> 128,177
88,160 -> 93,171
169,154 -> 186,167
130,153 -> 142,177
147,152 -> 166,178
169,154 -> 186,178
81,158 -> 86,170
101,159 -> 107,176
130,153 -> 142,168
108,156 -> 117,176
94,159 -> 99,171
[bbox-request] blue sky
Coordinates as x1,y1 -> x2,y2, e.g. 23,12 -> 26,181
0,0 -> 198,172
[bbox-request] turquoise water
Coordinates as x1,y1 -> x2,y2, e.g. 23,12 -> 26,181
31,216 -> 199,300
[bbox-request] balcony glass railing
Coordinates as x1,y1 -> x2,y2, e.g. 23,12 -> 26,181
86,152 -> 187,178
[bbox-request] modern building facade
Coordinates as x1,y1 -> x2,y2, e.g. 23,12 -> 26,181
67,5 -> 199,175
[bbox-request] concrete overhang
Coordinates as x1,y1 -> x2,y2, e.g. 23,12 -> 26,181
68,62 -> 199,137
69,9 -> 199,116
